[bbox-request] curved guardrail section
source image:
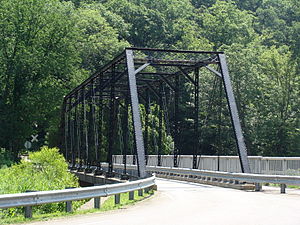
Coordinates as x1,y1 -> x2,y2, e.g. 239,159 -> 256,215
148,166 -> 300,186
0,175 -> 156,218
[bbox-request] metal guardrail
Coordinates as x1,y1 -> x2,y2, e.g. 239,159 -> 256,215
0,175 -> 156,218
112,163 -> 300,193
147,167 -> 300,186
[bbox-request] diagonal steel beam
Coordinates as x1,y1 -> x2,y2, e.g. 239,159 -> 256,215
144,81 -> 160,99
205,66 -> 222,78
218,54 -> 250,173
126,49 -> 147,178
178,67 -> 196,85
135,63 -> 150,74
157,74 -> 176,91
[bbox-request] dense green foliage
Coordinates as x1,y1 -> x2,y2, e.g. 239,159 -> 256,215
0,147 -> 80,218
0,148 -> 13,168
0,0 -> 299,157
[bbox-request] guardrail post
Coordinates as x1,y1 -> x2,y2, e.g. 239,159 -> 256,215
129,191 -> 134,200
115,194 -> 121,204
65,187 -> 74,212
255,183 -> 262,191
280,184 -> 286,194
94,197 -> 101,209
24,190 -> 34,218
24,205 -> 32,218
150,184 -> 158,191
66,200 -> 72,213
138,189 -> 143,196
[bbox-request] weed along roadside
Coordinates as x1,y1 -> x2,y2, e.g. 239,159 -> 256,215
0,147 -> 82,220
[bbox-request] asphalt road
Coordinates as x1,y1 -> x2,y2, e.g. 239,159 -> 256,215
24,178 -> 300,225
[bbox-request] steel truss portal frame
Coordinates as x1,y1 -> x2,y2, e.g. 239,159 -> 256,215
61,47 -> 251,178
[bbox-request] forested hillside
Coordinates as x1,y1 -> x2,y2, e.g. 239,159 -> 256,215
0,0 -> 299,159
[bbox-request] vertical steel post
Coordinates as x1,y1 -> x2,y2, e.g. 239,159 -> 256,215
145,89 -> 150,165
107,65 -> 116,177
76,92 -> 83,171
95,76 -> 103,174
125,49 -> 147,178
68,99 -> 73,165
64,100 -> 68,161
74,93 -> 79,168
217,79 -> 222,171
86,99 -> 93,172
173,73 -> 180,167
158,82 -> 163,166
193,68 -> 200,169
218,54 -> 250,173
83,87 -> 89,170
91,80 -> 98,168
69,98 -> 75,168
79,89 -> 85,171
122,95 -> 129,177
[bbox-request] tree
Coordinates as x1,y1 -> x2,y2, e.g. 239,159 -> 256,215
199,0 -> 257,49
75,6 -> 128,73
254,0 -> 299,47
255,47 -> 299,155
0,0 -> 82,157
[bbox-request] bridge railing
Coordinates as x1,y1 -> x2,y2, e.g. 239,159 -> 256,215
113,155 -> 300,175
0,175 -> 156,219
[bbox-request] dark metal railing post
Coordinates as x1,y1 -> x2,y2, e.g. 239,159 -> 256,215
64,100 -> 68,161
95,76 -> 103,175
144,88 -> 150,165
121,95 -> 129,179
69,97 -> 76,169
217,78 -> 222,171
158,82 -> 163,167
173,73 -> 180,167
192,67 -> 200,169
78,89 -> 85,172
74,93 -> 79,169
107,64 -> 116,177
82,87 -> 89,171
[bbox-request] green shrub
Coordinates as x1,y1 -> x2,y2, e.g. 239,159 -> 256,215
0,146 -> 81,218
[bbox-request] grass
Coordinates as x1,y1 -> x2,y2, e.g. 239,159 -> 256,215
0,189 -> 155,225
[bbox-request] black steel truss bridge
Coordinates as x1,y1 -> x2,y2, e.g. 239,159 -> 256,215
61,47 -> 251,178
